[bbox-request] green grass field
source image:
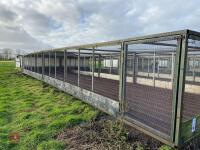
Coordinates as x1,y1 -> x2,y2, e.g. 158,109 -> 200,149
0,61 -> 99,150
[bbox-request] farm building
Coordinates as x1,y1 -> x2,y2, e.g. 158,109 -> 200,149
21,29 -> 200,147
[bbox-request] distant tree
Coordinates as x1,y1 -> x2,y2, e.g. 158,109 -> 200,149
0,48 -> 16,61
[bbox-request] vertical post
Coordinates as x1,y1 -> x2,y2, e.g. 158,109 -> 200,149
42,52 -> 44,78
55,51 -> 56,78
153,52 -> 156,87
65,50 -> 68,82
111,55 -> 113,73
27,55 -> 30,70
29,55 -> 30,70
26,55 -> 27,70
25,55 -> 27,70
26,55 -> 28,70
136,57 -> 139,77
192,55 -> 196,82
133,53 -> 136,84
78,49 -> 80,87
104,57 -> 106,68
141,57 -> 144,71
36,53 -> 38,72
30,55 -> 32,71
171,39 -> 182,142
31,54 -> 35,71
171,52 -> 175,84
118,53 -> 121,76
147,56 -> 150,77
98,54 -> 101,77
119,42 -> 127,114
74,56 -> 76,68
64,50 -> 66,82
49,52 -> 51,77
175,36 -> 188,145
22,55 -> 24,70
30,55 -> 31,71
157,56 -> 160,78
172,34 -> 188,145
25,55 -> 28,70
92,47 -> 95,91
110,55 -> 112,74
83,56 -> 86,71
94,57 -> 96,73
90,57 -> 92,72
34,54 -> 36,72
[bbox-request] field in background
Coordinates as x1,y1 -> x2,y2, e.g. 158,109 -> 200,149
0,61 -> 171,150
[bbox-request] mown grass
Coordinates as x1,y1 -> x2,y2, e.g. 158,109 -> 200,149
0,61 -> 99,150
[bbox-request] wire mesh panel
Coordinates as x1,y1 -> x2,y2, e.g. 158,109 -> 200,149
31,54 -> 34,71
36,53 -> 42,74
28,55 -> 31,70
93,47 -> 120,101
55,51 -> 64,81
79,50 -> 92,91
28,55 -> 31,71
24,56 -> 27,70
182,37 -> 200,122
44,52 -> 49,76
25,55 -> 29,70
179,35 -> 200,144
66,50 -> 78,86
32,54 -> 36,72
125,39 -> 177,136
49,52 -> 55,78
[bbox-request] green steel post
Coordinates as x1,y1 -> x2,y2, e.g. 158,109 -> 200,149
175,34 -> 188,146
49,52 -> 50,76
92,48 -> 95,91
42,52 -> 44,78
171,38 -> 182,142
119,42 -> 127,114
78,49 -> 80,87
55,51 -> 56,78
64,50 -> 66,82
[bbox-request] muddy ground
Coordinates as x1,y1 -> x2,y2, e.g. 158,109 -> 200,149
56,114 -> 170,150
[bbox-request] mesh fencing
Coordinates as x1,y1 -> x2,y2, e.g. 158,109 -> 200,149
79,50 -> 92,91
182,37 -> 200,122
125,40 -> 177,136
93,50 -> 120,100
66,50 -> 78,86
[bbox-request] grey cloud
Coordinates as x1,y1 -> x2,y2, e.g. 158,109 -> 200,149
0,3 -> 18,23
0,25 -> 52,51
0,0 -> 200,51
15,7 -> 62,35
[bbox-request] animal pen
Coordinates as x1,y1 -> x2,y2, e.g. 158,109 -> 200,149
21,29 -> 200,147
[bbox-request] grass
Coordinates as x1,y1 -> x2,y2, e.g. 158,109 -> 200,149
0,61 -> 99,150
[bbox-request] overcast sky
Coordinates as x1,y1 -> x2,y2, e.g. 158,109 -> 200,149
0,0 -> 200,52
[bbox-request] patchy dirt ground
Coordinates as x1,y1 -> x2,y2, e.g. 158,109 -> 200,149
57,114 -> 170,150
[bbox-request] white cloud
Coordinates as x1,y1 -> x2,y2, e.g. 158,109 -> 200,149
0,0 -> 200,52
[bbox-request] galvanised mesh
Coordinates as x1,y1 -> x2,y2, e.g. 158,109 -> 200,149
125,40 -> 177,136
